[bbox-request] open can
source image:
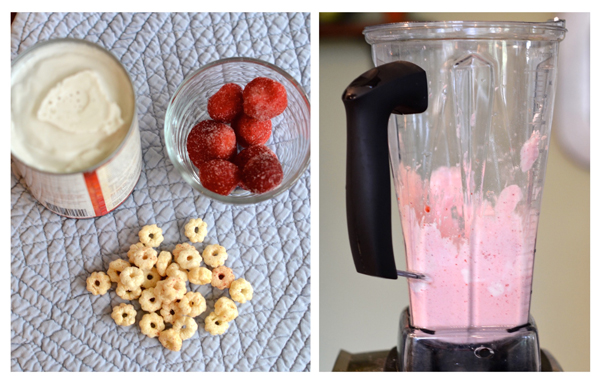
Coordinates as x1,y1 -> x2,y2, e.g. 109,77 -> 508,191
11,38 -> 141,218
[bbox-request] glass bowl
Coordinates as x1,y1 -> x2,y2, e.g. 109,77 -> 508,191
165,57 -> 310,204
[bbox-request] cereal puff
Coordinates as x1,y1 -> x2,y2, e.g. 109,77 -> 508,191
166,263 -> 188,282
184,218 -> 208,243
160,301 -> 180,324
154,276 -> 186,304
188,267 -> 212,285
172,243 -> 196,261
172,315 -> 198,340
229,278 -> 254,304
86,271 -> 112,296
107,259 -> 130,283
214,297 -> 238,322
156,251 -> 172,277
139,224 -> 164,247
184,291 -> 207,318
205,312 -> 229,335
111,303 -> 137,326
139,312 -> 165,338
211,266 -> 235,290
139,288 -> 162,312
174,295 -> 192,316
159,328 -> 183,351
175,248 -> 202,270
130,246 -> 158,271
115,283 -> 142,300
202,244 -> 228,268
141,267 -> 161,289
119,266 -> 144,289
127,242 -> 147,264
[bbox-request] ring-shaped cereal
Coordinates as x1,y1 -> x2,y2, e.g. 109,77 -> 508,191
130,247 -> 158,271
156,251 -> 172,277
154,277 -> 186,304
159,328 -> 182,351
107,259 -> 130,283
139,224 -> 164,247
119,266 -> 144,289
115,283 -> 142,300
139,312 -> 165,338
202,244 -> 228,268
141,267 -> 161,289
139,287 -> 162,312
174,295 -> 192,316
127,242 -> 147,264
211,266 -> 235,290
204,312 -> 229,335
86,271 -> 112,295
184,218 -> 208,243
229,278 -> 254,304
172,243 -> 196,262
214,296 -> 238,322
160,301 -> 179,324
188,267 -> 212,285
166,263 -> 188,282
111,303 -> 137,326
175,248 -> 202,270
172,316 -> 198,340
184,291 -> 207,317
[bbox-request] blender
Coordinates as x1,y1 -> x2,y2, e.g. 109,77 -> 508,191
342,20 -> 567,371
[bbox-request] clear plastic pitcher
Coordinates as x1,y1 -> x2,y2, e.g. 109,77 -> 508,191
370,20 -> 567,330
344,20 -> 567,332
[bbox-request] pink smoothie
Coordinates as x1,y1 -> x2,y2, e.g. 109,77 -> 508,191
520,130 -> 541,172
398,166 -> 537,330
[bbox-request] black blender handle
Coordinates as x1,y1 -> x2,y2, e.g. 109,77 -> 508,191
342,61 -> 428,279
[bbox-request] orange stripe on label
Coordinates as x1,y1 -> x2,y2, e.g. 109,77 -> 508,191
83,171 -> 107,216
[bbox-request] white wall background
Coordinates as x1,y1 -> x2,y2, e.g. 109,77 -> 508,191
318,13 -> 590,372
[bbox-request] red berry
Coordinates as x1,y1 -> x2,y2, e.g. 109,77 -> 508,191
243,77 -> 287,121
234,145 -> 277,171
207,83 -> 243,123
199,159 -> 241,196
186,120 -> 236,168
241,152 -> 284,194
232,114 -> 272,148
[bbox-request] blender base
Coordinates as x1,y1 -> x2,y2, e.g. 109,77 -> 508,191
332,347 -> 562,371
398,307 -> 544,371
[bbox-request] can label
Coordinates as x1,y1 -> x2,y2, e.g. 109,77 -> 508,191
14,116 -> 142,218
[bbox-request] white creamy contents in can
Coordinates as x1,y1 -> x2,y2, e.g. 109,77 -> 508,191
11,40 -> 135,173
37,70 -> 124,135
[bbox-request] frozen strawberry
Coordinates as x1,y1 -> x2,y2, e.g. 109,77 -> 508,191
234,145 -> 278,171
241,152 -> 284,194
186,120 -> 236,168
232,113 -> 272,148
243,77 -> 287,121
207,83 -> 243,123
199,159 -> 241,196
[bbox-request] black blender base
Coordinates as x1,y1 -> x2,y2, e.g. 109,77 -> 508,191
332,347 -> 562,371
398,307 -> 545,371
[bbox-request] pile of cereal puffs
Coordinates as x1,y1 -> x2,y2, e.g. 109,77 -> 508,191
86,218 -> 253,351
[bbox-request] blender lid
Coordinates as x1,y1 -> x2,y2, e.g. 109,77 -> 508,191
364,19 -> 567,43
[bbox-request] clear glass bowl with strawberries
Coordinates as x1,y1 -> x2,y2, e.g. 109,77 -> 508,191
165,57 -> 310,204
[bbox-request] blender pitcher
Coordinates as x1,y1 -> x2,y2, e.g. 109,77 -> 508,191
342,20 -> 567,371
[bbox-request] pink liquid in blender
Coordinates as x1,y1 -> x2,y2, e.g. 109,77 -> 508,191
399,136 -> 541,330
